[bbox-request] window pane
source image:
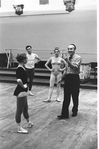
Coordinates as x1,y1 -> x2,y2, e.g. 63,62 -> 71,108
39,0 -> 49,5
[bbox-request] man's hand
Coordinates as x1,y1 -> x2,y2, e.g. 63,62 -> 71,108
57,78 -> 62,84
65,57 -> 69,63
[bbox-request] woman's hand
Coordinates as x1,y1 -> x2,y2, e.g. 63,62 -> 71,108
59,68 -> 63,72
59,67 -> 66,72
50,68 -> 54,72
23,84 -> 28,88
65,57 -> 70,63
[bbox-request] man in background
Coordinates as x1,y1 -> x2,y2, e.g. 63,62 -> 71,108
25,45 -> 41,96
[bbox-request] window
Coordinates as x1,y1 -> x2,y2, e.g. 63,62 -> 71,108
39,0 -> 49,5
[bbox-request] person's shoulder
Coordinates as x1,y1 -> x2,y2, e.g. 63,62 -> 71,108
51,56 -> 56,60
60,56 -> 64,60
47,57 -> 52,62
16,66 -> 23,73
48,57 -> 53,60
31,52 -> 35,55
17,65 -> 25,70
75,54 -> 81,58
26,53 -> 29,56
74,54 -> 82,62
17,66 -> 22,69
32,53 -> 38,56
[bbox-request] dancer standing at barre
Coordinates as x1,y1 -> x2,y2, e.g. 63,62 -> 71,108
43,47 -> 66,102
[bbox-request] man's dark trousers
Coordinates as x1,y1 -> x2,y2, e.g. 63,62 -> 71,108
61,74 -> 80,117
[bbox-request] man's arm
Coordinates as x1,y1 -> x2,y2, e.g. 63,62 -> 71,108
65,57 -> 82,71
35,54 -> 41,63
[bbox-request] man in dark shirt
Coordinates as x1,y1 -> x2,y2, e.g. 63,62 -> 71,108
57,44 -> 82,119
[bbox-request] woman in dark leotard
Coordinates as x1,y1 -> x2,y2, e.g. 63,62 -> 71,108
14,53 -> 33,134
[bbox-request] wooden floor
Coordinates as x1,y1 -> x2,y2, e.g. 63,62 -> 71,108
0,83 -> 97,149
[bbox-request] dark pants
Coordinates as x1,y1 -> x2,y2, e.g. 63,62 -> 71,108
15,96 -> 29,123
61,74 -> 80,117
25,68 -> 35,91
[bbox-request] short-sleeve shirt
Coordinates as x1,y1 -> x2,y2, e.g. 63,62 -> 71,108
66,54 -> 82,74
13,66 -> 28,96
25,53 -> 39,69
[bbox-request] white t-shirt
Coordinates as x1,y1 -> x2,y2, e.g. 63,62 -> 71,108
25,53 -> 38,69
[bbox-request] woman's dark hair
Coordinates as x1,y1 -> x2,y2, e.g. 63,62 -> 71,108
16,53 -> 27,63
25,45 -> 32,50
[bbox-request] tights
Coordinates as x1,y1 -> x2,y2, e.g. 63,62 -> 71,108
15,96 -> 29,123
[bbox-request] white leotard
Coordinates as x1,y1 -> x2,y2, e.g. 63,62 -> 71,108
51,57 -> 62,76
